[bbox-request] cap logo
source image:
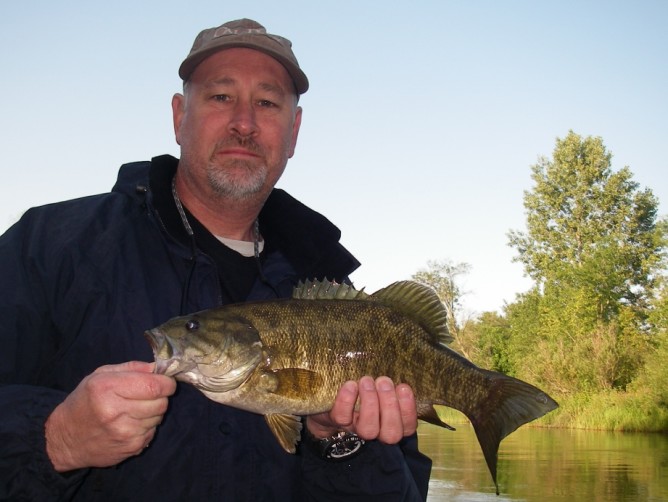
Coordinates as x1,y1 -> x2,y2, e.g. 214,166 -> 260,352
211,26 -> 292,48
213,26 -> 267,37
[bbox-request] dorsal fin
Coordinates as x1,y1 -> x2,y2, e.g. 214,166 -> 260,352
293,278 -> 369,300
293,279 -> 452,344
370,281 -> 452,344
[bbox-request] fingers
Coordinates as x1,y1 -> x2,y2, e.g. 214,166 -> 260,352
396,383 -> 418,436
305,376 -> 419,446
328,380 -> 358,428
354,376 -> 418,444
95,360 -> 155,374
84,367 -> 174,428
355,376 -> 380,438
94,362 -> 177,401
356,376 -> 416,443
306,381 -> 357,438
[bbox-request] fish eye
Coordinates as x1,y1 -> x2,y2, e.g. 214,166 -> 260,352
185,319 -> 200,331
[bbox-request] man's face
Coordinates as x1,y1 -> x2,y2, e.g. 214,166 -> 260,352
172,48 -> 302,201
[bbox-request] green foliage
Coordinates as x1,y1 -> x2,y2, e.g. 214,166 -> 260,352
503,270 -> 653,398
647,279 -> 668,335
471,311 -> 514,374
630,284 -> 668,408
548,390 -> 668,432
501,131 -> 665,398
507,130 -> 665,320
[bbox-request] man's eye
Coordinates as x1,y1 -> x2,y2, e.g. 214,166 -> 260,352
213,94 -> 231,102
258,99 -> 277,108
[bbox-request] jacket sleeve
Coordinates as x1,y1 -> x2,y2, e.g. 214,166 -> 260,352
0,215 -> 89,500
0,386 -> 89,500
300,433 -> 432,501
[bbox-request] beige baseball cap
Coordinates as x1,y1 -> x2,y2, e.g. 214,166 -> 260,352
179,18 -> 309,94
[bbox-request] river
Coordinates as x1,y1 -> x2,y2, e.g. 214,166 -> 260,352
418,423 -> 668,501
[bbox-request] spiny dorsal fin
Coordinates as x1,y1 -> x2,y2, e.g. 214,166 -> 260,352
370,281 -> 452,344
293,278 -> 369,301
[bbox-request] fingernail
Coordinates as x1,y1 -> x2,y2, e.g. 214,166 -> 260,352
360,376 -> 375,391
397,384 -> 413,397
376,377 -> 394,391
342,380 -> 358,394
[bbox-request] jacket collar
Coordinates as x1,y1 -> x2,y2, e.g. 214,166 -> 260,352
113,154 -> 360,282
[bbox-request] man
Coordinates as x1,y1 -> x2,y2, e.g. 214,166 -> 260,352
0,19 -> 431,500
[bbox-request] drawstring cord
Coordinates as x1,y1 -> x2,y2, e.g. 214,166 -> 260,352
172,176 -> 279,312
172,177 -> 197,315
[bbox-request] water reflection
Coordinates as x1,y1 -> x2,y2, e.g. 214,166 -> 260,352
418,423 -> 668,501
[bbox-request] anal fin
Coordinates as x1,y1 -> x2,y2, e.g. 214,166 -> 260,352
419,405 -> 456,431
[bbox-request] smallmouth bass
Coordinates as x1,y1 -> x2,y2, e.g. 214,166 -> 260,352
145,280 -> 557,493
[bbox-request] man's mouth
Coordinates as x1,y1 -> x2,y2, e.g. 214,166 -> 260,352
218,147 -> 260,158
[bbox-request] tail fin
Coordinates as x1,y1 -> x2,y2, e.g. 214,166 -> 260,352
467,371 -> 558,494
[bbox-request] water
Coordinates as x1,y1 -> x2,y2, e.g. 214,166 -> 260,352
418,423 -> 668,501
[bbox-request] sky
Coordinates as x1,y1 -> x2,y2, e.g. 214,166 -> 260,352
1,1 -> 666,315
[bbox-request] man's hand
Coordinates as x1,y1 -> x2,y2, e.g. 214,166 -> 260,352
45,361 -> 176,472
306,376 -> 418,443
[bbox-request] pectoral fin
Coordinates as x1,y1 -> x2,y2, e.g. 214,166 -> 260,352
265,413 -> 303,453
261,368 -> 324,399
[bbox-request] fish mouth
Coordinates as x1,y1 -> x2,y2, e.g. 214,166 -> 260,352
144,329 -> 187,376
144,329 -> 164,356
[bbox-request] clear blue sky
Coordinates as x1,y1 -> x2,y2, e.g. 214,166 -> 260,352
1,1 -> 666,314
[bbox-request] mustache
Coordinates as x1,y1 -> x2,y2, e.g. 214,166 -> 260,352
215,135 -> 264,156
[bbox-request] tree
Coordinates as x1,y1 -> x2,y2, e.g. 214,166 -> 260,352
411,260 -> 476,358
505,131 -> 667,394
471,311 -> 514,374
508,130 -> 666,322
506,283 -> 646,393
634,280 -> 668,400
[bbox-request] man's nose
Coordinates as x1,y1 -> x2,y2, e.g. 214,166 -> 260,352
228,101 -> 258,137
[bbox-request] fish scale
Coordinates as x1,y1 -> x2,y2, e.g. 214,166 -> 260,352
247,300 -> 431,400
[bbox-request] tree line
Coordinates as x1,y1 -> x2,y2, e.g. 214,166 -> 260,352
414,131 -> 668,431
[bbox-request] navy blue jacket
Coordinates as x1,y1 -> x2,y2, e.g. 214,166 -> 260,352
0,155 -> 431,501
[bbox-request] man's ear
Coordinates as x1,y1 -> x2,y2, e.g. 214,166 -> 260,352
288,106 -> 303,159
171,93 -> 185,145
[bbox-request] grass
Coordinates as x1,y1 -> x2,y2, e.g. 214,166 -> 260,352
430,390 -> 668,433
